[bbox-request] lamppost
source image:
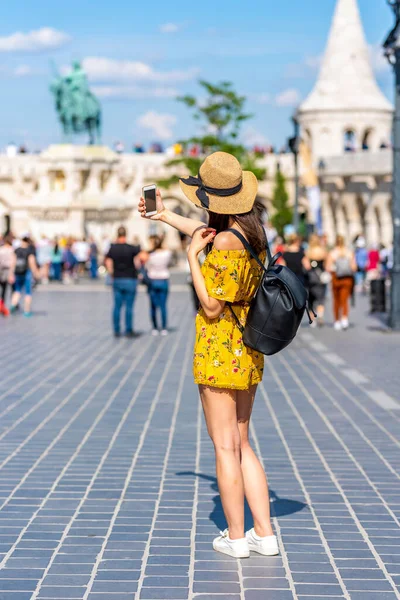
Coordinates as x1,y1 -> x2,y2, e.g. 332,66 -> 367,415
384,0 -> 400,330
288,117 -> 300,232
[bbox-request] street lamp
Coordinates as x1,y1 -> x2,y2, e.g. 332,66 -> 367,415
288,117 -> 300,233
384,0 -> 400,330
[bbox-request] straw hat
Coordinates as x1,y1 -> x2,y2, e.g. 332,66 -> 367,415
179,151 -> 258,215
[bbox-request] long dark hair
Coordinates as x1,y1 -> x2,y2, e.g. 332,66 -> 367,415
206,199 -> 266,255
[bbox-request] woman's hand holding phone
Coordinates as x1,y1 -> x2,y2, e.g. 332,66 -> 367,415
138,188 -> 165,221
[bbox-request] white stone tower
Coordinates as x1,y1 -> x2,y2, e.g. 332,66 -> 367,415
298,0 -> 393,159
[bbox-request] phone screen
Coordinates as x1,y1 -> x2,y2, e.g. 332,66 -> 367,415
144,187 -> 157,213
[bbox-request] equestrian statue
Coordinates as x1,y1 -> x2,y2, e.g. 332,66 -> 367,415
50,61 -> 101,145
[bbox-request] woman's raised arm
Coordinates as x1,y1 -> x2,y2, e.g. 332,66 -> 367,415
138,188 -> 205,238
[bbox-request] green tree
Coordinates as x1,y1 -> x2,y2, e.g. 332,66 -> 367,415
271,170 -> 293,236
157,80 -> 265,189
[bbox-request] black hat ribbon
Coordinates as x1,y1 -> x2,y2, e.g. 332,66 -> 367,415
180,174 -> 243,209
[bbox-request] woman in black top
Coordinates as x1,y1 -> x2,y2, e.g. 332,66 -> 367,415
281,233 -> 311,285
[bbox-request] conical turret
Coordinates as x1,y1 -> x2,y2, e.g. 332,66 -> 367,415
298,0 -> 393,157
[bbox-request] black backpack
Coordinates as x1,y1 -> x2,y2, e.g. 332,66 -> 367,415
226,229 -> 315,356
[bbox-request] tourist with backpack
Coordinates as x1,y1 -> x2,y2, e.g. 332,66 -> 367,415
0,234 -> 14,316
326,235 -> 357,330
9,236 -> 39,317
138,152 -> 313,559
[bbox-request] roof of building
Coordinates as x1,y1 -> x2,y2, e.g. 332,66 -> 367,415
299,0 -> 393,114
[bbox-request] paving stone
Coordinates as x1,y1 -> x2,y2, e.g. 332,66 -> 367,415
0,289 -> 399,600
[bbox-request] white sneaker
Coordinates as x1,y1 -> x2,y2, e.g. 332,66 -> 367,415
151,329 -> 159,336
341,317 -> 349,330
161,329 -> 168,336
334,321 -> 342,331
213,529 -> 250,558
246,528 -> 279,556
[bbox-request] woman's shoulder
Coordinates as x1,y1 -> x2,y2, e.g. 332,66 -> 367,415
213,231 -> 245,251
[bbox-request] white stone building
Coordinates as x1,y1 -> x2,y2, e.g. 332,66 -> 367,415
297,0 -> 394,247
0,0 -> 394,248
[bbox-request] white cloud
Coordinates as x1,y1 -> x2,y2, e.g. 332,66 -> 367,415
275,88 -> 301,107
137,111 -> 177,140
81,57 -> 198,84
159,23 -> 180,34
0,28 -> 70,52
93,85 -> 177,99
0,64 -> 38,77
251,93 -> 272,105
14,64 -> 34,77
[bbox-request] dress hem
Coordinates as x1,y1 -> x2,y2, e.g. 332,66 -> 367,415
194,379 -> 262,391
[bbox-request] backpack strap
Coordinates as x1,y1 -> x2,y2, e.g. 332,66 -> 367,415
223,228 -> 273,334
225,228 -> 272,268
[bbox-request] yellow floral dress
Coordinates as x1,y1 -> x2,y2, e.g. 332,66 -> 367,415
193,247 -> 266,390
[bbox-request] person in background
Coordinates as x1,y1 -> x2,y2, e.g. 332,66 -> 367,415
140,235 -> 172,336
101,235 -> 111,264
89,237 -> 99,279
0,234 -> 14,316
367,243 -> 380,282
354,236 -> 368,293
105,226 -> 141,338
380,244 -> 391,279
306,234 -> 328,327
326,235 -> 357,331
62,242 -> 78,284
272,236 -> 286,266
9,235 -> 39,317
281,233 -> 311,285
36,235 -> 52,284
73,237 -> 90,276
50,237 -> 63,281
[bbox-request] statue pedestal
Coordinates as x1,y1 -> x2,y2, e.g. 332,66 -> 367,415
41,144 -> 118,163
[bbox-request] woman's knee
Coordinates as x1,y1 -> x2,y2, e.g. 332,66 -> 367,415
211,431 -> 241,455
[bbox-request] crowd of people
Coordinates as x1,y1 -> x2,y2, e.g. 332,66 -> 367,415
0,223 -> 393,331
0,234 -> 102,317
0,229 -> 174,335
267,226 -> 393,331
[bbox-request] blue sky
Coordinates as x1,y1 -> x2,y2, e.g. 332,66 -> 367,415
0,0 -> 394,150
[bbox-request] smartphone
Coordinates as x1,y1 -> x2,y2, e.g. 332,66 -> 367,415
142,184 -> 157,217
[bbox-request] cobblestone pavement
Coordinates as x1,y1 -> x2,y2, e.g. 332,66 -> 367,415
0,287 -> 399,600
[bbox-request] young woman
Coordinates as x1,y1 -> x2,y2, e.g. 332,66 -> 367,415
281,233 -> 311,285
140,235 -> 172,336
139,152 -> 278,559
0,234 -> 14,316
326,235 -> 357,330
9,236 -> 39,317
306,234 -> 328,326
50,237 -> 63,281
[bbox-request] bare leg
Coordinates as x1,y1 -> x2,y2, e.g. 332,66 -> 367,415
199,385 -> 245,540
11,291 -> 21,309
24,294 -> 32,314
237,385 -> 274,538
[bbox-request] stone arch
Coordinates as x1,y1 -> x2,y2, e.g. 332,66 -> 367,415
361,128 -> 375,151
49,170 -> 66,192
344,128 -> 356,152
356,195 -> 366,236
0,197 -> 11,235
375,205 -> 382,244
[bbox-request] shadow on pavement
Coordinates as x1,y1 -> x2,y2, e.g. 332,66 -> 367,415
176,471 -> 307,531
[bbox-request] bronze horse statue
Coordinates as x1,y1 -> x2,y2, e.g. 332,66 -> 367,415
50,61 -> 101,145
